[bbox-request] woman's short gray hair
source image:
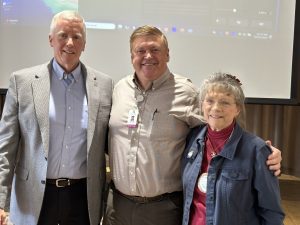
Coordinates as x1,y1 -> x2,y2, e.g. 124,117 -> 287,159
199,72 -> 246,128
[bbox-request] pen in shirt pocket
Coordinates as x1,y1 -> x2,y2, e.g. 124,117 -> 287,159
152,108 -> 158,120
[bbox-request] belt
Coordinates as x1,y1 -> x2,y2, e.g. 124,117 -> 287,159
46,178 -> 86,188
113,187 -> 182,204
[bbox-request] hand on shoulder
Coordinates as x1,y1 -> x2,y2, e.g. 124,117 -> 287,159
266,140 -> 282,176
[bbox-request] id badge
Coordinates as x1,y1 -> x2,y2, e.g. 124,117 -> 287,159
127,108 -> 139,128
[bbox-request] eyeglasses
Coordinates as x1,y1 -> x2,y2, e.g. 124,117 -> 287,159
203,98 -> 236,108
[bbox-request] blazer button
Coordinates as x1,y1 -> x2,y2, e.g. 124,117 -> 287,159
41,180 -> 46,184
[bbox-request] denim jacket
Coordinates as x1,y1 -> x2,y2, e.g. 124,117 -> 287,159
182,123 -> 284,225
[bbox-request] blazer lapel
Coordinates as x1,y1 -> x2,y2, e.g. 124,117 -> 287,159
32,63 -> 51,158
83,65 -> 100,153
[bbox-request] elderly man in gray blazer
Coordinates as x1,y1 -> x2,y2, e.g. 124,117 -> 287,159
0,11 -> 112,225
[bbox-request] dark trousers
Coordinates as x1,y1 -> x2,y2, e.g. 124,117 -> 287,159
103,187 -> 183,225
37,180 -> 90,225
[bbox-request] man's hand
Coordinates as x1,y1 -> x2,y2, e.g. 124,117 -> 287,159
266,140 -> 282,176
0,209 -> 9,225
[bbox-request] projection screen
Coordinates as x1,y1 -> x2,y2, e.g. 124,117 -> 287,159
0,0 -> 297,103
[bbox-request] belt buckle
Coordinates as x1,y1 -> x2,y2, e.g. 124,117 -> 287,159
56,178 -> 70,187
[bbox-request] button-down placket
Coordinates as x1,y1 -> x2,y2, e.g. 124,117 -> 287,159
59,81 -> 74,175
206,155 -> 224,225
128,89 -> 148,193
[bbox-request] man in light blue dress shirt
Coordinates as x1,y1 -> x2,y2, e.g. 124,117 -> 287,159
0,10 -> 113,225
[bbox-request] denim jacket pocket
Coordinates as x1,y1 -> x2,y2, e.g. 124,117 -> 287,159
221,170 -> 248,181
218,169 -> 251,224
219,169 -> 250,207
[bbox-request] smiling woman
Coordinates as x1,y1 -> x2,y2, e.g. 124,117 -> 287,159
182,72 -> 285,225
202,92 -> 240,131
199,73 -> 246,129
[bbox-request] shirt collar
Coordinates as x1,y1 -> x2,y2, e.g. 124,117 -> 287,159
130,67 -> 171,91
52,59 -> 82,82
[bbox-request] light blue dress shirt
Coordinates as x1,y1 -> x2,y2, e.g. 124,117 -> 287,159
47,59 -> 88,179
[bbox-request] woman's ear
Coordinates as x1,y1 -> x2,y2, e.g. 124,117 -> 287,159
235,105 -> 241,117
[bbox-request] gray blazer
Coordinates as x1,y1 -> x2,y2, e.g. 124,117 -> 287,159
0,60 -> 113,225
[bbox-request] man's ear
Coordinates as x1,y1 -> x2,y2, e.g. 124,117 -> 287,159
166,48 -> 170,62
49,35 -> 53,47
82,41 -> 86,52
131,52 -> 135,63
